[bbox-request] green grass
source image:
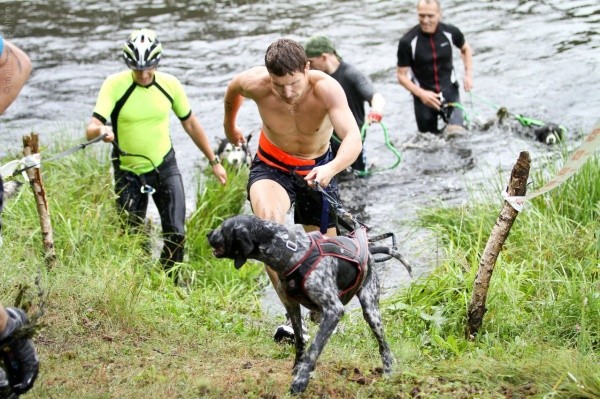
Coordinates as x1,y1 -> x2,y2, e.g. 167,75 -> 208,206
1,136 -> 599,398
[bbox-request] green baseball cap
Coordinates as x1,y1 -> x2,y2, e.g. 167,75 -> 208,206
304,35 -> 339,58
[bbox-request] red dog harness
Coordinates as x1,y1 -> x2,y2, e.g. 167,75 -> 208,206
282,227 -> 370,311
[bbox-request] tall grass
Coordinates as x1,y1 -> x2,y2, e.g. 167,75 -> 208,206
2,136 -> 599,398
0,139 -> 263,337
383,151 -> 600,397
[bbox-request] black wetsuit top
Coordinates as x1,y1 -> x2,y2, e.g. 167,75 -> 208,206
396,22 -> 465,93
331,61 -> 376,128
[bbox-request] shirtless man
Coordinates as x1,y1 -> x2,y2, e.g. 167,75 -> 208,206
223,38 -> 362,341
0,36 -> 32,114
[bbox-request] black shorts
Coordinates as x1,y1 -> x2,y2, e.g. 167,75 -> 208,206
247,153 -> 341,231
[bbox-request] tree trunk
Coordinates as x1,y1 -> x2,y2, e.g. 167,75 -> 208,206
23,133 -> 56,269
466,151 -> 530,339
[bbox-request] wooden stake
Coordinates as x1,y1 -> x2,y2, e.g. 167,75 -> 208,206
23,133 -> 56,269
466,151 -> 530,339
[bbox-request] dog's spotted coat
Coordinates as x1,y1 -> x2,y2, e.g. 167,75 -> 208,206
207,214 -> 399,394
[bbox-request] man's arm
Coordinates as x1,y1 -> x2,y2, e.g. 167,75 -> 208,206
181,114 -> 227,185
367,92 -> 386,123
460,42 -> 473,92
306,78 -> 362,187
223,69 -> 255,146
396,66 -> 441,110
85,116 -> 114,142
0,40 -> 32,114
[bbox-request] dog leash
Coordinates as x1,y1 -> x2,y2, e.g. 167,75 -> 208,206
467,91 -> 567,135
309,180 -> 402,260
354,121 -> 403,178
1,133 -> 109,181
109,141 -> 160,195
331,121 -> 403,178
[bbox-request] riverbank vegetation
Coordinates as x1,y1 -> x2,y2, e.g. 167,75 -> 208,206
0,139 -> 598,398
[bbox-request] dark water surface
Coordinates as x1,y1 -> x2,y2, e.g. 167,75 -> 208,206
1,0 -> 599,310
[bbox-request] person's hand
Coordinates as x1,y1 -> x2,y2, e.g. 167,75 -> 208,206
419,90 -> 442,110
0,308 -> 39,395
99,125 -> 114,142
463,75 -> 473,92
224,126 -> 246,147
304,164 -> 336,189
211,163 -> 227,185
367,111 -> 383,124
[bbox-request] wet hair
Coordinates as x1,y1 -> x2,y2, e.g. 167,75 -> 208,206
264,38 -> 307,77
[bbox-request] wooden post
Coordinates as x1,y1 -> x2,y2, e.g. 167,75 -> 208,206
466,151 -> 530,339
23,133 -> 56,269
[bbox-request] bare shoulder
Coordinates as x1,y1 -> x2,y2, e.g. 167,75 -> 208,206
309,70 -> 346,105
235,66 -> 271,98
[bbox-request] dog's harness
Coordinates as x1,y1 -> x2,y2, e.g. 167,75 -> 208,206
282,226 -> 370,310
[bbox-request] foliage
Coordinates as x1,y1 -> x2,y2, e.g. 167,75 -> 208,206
0,137 -> 598,398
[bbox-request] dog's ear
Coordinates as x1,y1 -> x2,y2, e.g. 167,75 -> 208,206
232,226 -> 255,269
233,256 -> 246,269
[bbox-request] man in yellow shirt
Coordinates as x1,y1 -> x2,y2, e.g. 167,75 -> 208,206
86,29 -> 227,274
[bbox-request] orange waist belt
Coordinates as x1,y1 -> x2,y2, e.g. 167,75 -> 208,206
257,133 -> 322,176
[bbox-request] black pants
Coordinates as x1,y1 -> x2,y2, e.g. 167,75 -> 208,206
113,149 -> 186,268
413,83 -> 463,133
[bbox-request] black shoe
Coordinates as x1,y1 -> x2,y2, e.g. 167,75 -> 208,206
273,319 -> 309,344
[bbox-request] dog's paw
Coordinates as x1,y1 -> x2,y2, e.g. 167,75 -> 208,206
290,376 -> 310,395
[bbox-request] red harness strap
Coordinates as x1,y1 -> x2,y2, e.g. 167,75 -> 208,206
283,228 -> 370,310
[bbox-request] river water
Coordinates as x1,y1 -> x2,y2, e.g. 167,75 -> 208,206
1,0 -> 599,311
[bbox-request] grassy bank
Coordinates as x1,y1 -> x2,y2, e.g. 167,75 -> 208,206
0,138 -> 598,398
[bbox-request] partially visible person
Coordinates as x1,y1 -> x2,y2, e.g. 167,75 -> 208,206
396,0 -> 473,134
0,35 -> 39,397
304,35 -> 385,174
223,38 -> 362,341
0,305 -> 39,397
86,28 -> 227,275
0,35 -> 32,114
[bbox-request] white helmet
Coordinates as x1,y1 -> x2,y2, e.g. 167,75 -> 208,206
122,28 -> 162,70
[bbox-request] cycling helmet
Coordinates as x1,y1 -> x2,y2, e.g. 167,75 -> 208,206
122,29 -> 162,70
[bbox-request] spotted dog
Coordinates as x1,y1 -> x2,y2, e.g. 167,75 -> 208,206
215,133 -> 253,167
207,214 -> 411,394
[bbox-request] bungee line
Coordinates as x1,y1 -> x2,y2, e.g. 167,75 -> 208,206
355,121 -> 403,177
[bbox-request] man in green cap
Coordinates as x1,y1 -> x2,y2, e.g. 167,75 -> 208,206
304,35 -> 386,175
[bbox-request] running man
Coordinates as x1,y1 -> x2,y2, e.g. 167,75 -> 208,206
223,38 -> 362,341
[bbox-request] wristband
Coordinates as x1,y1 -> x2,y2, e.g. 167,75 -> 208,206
367,111 -> 383,123
208,155 -> 221,166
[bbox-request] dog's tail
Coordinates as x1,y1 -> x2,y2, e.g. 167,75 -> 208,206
369,246 -> 413,277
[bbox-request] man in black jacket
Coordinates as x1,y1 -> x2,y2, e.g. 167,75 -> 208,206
396,0 -> 473,134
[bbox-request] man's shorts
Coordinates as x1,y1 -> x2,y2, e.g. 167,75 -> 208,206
247,133 -> 342,231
